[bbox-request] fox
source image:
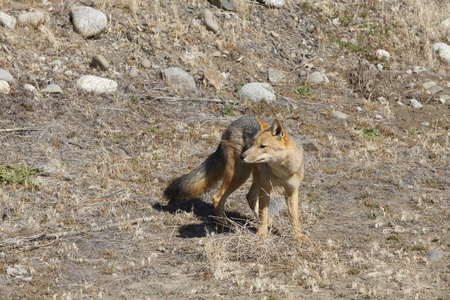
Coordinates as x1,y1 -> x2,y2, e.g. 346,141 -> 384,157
163,116 -> 308,242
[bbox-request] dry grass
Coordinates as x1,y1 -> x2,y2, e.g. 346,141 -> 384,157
0,0 -> 449,299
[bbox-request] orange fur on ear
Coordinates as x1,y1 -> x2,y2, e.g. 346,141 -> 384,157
255,116 -> 269,130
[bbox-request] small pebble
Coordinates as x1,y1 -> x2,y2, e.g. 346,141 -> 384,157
129,66 -> 138,77
141,58 -> 151,69
410,99 -> 423,109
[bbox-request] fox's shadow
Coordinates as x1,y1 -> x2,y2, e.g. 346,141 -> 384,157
153,198 -> 254,238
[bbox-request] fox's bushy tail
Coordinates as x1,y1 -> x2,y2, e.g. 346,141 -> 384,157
164,143 -> 226,201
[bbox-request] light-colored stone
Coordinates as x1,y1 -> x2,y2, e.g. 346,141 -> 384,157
422,81 -> 436,90
141,58 -> 151,69
77,75 -> 118,93
307,71 -> 328,84
333,111 -> 348,119
129,66 -> 138,77
237,82 -> 276,103
18,11 -> 46,27
0,69 -> 14,82
0,12 -> 16,29
413,66 -> 426,73
0,80 -> 10,94
376,49 -> 390,60
163,67 -> 196,91
264,0 -> 284,8
438,95 -> 450,104
268,68 -> 285,84
24,83 -> 36,92
410,99 -> 423,109
427,85 -> 443,95
198,9 -> 218,34
442,17 -> 450,30
70,6 -> 107,38
433,43 -> 450,64
425,249 -> 444,261
44,83 -> 63,93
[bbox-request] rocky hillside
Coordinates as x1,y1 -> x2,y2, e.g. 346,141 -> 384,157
0,0 -> 449,299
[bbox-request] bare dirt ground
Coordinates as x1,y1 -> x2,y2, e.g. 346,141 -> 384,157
0,0 -> 449,299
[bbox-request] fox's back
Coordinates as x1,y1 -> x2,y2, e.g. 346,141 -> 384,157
222,116 -> 303,152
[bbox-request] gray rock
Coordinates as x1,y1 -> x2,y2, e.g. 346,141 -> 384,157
425,249 -> 444,261
433,43 -> 450,64
441,17 -> 450,31
77,75 -> 118,93
90,55 -> 109,70
375,114 -> 383,119
129,66 -> 138,77
163,67 -> 196,91
410,99 -> 423,109
413,66 -> 426,73
427,85 -> 443,95
70,6 -> 107,38
24,84 -> 36,92
141,58 -> 151,69
208,0 -> 234,11
44,83 -> 63,94
422,81 -> 436,90
438,94 -> 450,104
268,68 -> 285,84
18,11 -> 46,27
198,9 -> 218,34
307,71 -> 328,84
237,82 -> 276,103
263,0 -> 284,8
0,12 -> 16,29
0,80 -> 10,94
0,69 -> 14,82
7,266 -> 18,276
18,276 -> 32,282
376,49 -> 390,60
333,111 -> 348,119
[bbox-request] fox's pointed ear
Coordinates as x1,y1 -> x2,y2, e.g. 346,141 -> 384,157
270,119 -> 287,139
255,116 -> 269,130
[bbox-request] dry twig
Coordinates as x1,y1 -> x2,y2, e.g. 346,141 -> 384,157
0,216 -> 157,250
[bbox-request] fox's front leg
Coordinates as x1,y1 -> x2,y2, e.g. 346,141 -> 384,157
285,188 -> 309,243
256,183 -> 272,237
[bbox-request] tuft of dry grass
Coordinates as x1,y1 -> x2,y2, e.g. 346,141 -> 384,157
204,216 -> 346,294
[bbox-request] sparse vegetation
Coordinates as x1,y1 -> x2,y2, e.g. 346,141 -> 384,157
0,164 -> 41,187
292,84 -> 316,97
0,0 -> 448,299
363,127 -> 381,138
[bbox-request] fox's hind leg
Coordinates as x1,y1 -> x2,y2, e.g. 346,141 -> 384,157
213,150 -> 252,220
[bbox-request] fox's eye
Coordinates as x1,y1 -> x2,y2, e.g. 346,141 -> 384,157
260,145 -> 266,149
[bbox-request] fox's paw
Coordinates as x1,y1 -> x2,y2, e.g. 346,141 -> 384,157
256,228 -> 268,238
295,232 -> 310,244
